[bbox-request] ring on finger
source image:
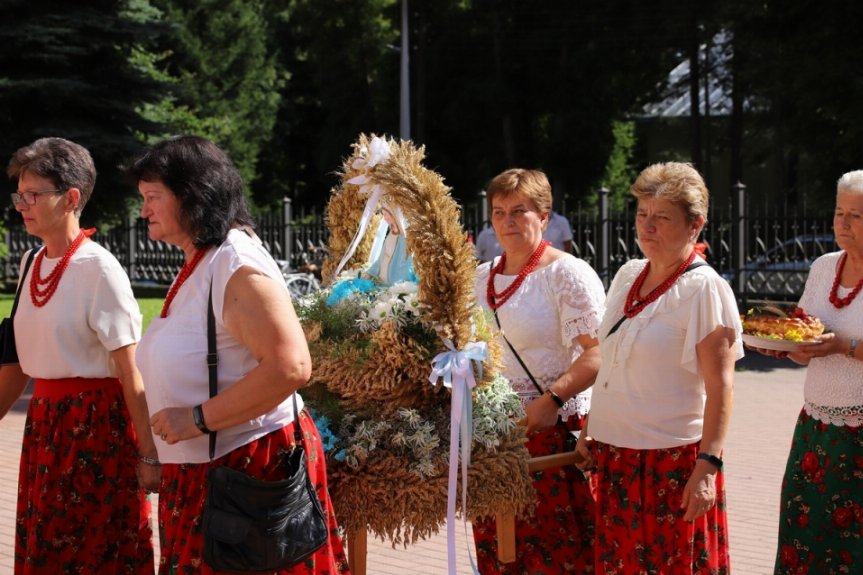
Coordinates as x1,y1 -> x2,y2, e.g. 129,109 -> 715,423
160,433 -> 167,441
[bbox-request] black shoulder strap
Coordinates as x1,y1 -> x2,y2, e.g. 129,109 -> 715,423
11,249 -> 38,318
493,309 -> 545,395
606,260 -> 710,338
207,282 -> 218,460
206,280 -> 304,460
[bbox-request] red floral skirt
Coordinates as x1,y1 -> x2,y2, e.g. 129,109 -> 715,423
592,441 -> 729,575
157,409 -> 350,575
775,409 -> 863,574
16,378 -> 155,574
473,415 -> 595,574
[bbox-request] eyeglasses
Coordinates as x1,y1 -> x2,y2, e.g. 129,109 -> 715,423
11,189 -> 64,206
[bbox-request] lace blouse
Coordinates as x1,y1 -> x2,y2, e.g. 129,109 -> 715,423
798,251 -> 863,427
475,255 -> 606,420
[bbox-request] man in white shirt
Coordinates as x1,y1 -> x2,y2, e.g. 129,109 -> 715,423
475,225 -> 503,262
543,211 -> 574,254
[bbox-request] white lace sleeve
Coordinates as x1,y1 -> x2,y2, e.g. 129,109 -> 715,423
552,257 -> 606,350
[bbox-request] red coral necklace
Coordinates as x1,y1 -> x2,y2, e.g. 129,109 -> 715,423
624,250 -> 696,318
30,228 -> 95,307
486,240 -> 549,310
160,248 -> 207,318
829,252 -> 863,309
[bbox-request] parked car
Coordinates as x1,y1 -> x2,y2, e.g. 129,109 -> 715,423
723,234 -> 837,299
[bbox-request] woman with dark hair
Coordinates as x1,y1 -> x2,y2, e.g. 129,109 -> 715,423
129,135 -> 350,574
0,137 -> 156,573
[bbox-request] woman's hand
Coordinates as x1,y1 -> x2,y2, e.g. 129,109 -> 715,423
523,393 -> 559,432
574,431 -> 595,471
136,460 -> 161,493
681,460 -> 718,521
150,406 -> 199,445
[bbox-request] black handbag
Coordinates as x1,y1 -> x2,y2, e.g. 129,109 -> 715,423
201,283 -> 328,572
0,250 -> 37,365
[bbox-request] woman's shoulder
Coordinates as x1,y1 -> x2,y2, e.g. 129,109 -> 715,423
545,253 -> 602,284
77,240 -> 125,272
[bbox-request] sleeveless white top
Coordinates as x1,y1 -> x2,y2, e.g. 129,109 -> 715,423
137,229 -> 302,463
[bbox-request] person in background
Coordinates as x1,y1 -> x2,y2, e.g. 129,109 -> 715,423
475,223 -> 503,262
0,137 -> 156,574
473,168 -> 605,573
578,162 -> 741,574
129,135 -> 349,574
749,170 -> 863,574
543,209 -> 574,254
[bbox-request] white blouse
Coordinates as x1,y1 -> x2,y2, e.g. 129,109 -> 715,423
798,251 -> 863,426
15,241 -> 141,379
475,255 -> 606,419
137,229 -> 302,464
589,258 -> 743,449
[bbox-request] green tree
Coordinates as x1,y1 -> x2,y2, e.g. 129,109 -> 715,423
0,0 -> 169,225
149,0 -> 282,204
254,0 -> 400,209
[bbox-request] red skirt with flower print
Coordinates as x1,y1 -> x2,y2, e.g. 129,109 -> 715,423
592,441 -> 729,575
472,415 -> 596,574
157,409 -> 350,575
774,409 -> 863,575
16,378 -> 155,574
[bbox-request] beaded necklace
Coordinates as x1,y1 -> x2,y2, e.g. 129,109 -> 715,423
30,228 -> 95,308
624,250 -> 697,318
486,240 -> 549,310
160,248 -> 207,318
829,252 -> 863,309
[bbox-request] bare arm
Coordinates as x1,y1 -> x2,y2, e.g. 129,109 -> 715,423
525,333 -> 600,432
682,325 -> 736,520
151,266 -> 311,442
0,363 -> 30,420
110,344 -> 159,492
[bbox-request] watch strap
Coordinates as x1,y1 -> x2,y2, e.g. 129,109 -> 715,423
696,452 -> 724,471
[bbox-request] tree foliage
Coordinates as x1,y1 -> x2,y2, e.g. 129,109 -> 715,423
0,0 -> 168,225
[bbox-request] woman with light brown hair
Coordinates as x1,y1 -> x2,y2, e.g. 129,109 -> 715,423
578,162 -> 741,574
473,168 -> 605,573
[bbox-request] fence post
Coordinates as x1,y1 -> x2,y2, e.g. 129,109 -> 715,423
127,215 -> 137,282
733,181 -> 747,303
478,189 -> 487,232
598,186 -> 610,289
283,196 -> 293,269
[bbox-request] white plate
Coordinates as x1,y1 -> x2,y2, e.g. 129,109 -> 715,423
742,333 -> 822,352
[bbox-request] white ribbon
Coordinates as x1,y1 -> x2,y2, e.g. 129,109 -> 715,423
332,137 -> 393,279
429,339 -> 486,575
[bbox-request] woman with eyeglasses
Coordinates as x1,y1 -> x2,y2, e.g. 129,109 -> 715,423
0,137 -> 156,574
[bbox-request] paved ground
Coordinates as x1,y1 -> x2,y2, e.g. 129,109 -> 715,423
0,354 -> 804,574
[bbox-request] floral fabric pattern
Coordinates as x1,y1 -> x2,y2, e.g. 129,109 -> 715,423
473,415 -> 595,574
16,380 -> 154,574
593,441 -> 729,575
775,410 -> 863,575
157,410 -> 350,575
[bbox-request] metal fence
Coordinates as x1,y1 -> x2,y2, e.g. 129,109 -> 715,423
3,188 -> 836,304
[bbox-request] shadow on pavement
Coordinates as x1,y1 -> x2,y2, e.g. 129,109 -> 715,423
737,352 -> 805,373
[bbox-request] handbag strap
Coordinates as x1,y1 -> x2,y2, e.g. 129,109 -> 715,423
206,281 -> 304,461
10,249 -> 37,318
606,260 -> 710,338
493,309 -> 545,396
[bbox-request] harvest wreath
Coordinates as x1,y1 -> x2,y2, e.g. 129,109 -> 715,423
296,134 -> 534,547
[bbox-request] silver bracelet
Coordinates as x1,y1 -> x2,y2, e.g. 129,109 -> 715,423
139,455 -> 161,466
847,338 -> 858,359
